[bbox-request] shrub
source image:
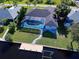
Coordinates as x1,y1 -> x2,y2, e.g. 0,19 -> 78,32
0,26 -> 4,33
69,1 -> 76,6
8,22 -> 16,34
20,28 -> 40,34
17,7 -> 27,28
1,18 -> 9,25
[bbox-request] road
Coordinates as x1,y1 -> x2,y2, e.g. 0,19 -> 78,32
3,4 -> 79,10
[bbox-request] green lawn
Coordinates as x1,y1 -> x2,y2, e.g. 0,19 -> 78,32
0,26 -> 7,38
4,0 -> 62,5
11,31 -> 38,43
36,32 -> 78,50
0,33 -> 4,38
53,0 -> 61,5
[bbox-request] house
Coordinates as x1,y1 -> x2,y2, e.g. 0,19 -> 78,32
73,0 -> 79,7
0,41 -> 79,59
21,7 -> 58,35
0,6 -> 21,22
64,9 -> 79,28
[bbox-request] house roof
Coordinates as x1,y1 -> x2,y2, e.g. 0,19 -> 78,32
68,10 -> 79,23
26,9 -> 51,17
0,9 -> 12,20
75,0 -> 79,1
8,6 -> 21,19
45,7 -> 56,14
0,6 -> 21,20
68,8 -> 79,17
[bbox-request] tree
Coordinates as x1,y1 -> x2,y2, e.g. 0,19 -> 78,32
71,23 -> 79,51
54,1 -> 71,27
1,18 -> 9,25
17,7 -> 27,28
62,0 -> 76,6
71,23 -> 79,42
46,0 -> 52,4
8,22 -> 16,34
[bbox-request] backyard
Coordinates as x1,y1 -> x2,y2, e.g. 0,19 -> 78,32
0,32 -> 4,38
11,30 -> 39,43
0,0 -> 78,52
0,26 -> 7,38
6,27 -> 78,51
36,31 -> 78,50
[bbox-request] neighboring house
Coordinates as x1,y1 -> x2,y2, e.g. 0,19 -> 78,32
0,6 -> 21,24
73,0 -> 79,7
21,7 -> 58,35
64,9 -> 79,28
0,41 -> 79,59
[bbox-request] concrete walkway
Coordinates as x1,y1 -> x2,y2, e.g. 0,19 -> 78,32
3,4 -> 79,10
32,30 -> 43,44
0,38 -> 5,41
2,28 -> 9,40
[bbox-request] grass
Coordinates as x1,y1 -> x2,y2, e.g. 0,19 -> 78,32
11,31 -> 38,43
0,33 -> 4,38
53,0 -> 61,5
0,26 -> 7,38
36,32 -> 78,50
4,0 -> 62,5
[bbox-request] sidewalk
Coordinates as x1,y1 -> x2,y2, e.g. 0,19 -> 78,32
3,4 -> 79,10
32,30 -> 43,44
2,28 -> 9,40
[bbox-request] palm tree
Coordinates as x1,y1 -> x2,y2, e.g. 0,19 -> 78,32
54,1 -> 71,27
17,7 -> 27,29
8,22 -> 16,34
46,0 -> 52,4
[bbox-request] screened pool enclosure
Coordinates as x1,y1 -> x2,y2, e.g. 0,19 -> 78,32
21,8 -> 58,35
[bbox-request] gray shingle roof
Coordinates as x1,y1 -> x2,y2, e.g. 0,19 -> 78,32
0,9 -> 12,20
45,7 -> 56,14
0,6 -> 21,20
68,11 -> 79,23
8,6 -> 21,19
75,0 -> 79,1
26,9 -> 51,17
